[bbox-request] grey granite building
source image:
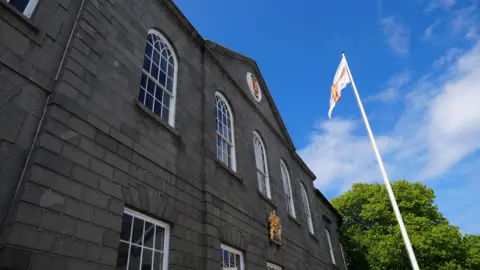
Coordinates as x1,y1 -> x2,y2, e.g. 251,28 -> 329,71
0,0 -> 346,269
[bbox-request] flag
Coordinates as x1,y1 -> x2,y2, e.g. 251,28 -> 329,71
328,55 -> 351,118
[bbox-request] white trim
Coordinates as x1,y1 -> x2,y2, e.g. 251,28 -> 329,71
7,0 -> 39,17
280,160 -> 296,218
325,228 -> 336,265
253,130 -> 271,198
246,72 -> 262,102
221,244 -> 244,270
122,208 -> 170,270
215,92 -> 237,171
267,262 -> 283,270
300,183 -> 314,234
142,29 -> 178,127
340,243 -> 348,269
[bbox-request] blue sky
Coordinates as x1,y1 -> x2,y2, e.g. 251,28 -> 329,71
173,0 -> 480,235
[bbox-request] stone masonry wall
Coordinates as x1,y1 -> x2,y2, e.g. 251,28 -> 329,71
0,0 -> 345,269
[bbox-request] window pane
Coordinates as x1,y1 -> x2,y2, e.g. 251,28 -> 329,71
151,65 -> 159,81
128,246 -> 141,270
166,78 -> 173,92
121,213 -> 133,241
163,94 -> 171,109
138,89 -> 146,104
154,226 -> 165,251
153,251 -> 163,270
161,107 -> 169,122
144,221 -> 155,248
142,249 -> 153,269
159,71 -> 167,87
167,64 -> 174,78
145,93 -> 153,110
131,218 -> 144,246
153,50 -> 160,65
141,74 -> 147,88
143,56 -> 151,71
9,0 -> 29,13
154,86 -> 163,101
153,101 -> 161,117
116,242 -> 129,268
146,80 -> 155,94
160,57 -> 167,72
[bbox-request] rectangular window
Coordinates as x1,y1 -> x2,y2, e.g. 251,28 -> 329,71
267,262 -> 282,270
221,244 -> 244,270
117,209 -> 170,270
325,229 -> 336,265
6,0 -> 38,17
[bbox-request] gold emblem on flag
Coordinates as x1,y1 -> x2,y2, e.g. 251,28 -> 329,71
251,74 -> 260,98
268,210 -> 282,245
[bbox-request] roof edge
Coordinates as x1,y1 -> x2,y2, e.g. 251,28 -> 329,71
314,189 -> 343,225
161,0 -> 205,47
206,41 -> 317,180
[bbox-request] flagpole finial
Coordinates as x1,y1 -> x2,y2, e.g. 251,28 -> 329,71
341,50 -> 345,55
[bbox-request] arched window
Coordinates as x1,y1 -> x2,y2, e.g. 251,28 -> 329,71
300,183 -> 314,234
281,160 -> 296,218
138,30 -> 177,126
253,131 -> 270,198
215,92 -> 236,171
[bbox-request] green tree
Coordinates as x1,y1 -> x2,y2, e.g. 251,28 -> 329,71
332,181 -> 479,270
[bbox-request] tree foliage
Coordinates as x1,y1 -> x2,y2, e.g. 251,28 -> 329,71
332,181 -> 480,270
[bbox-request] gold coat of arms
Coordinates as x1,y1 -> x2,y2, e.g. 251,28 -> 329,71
268,210 -> 282,245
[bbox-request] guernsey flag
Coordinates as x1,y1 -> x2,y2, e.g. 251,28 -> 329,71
328,55 -> 351,118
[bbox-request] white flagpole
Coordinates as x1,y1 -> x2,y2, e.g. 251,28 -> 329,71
342,52 -> 420,270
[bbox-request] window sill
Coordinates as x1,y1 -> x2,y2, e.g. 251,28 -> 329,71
134,100 -> 181,140
215,160 -> 243,183
258,191 -> 276,208
309,232 -> 319,241
288,215 -> 302,226
0,1 -> 44,44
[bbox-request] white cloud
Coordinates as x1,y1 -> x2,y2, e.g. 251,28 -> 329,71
450,5 -> 477,38
433,47 -> 463,68
368,70 -> 411,103
381,16 -> 410,56
423,19 -> 441,41
425,0 -> 456,12
298,119 -> 399,192
466,24 -> 478,40
299,41 -> 480,192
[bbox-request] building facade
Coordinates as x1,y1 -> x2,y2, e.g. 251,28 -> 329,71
0,0 -> 346,269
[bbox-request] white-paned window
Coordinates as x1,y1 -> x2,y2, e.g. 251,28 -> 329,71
138,30 -> 177,126
253,131 -> 270,198
6,0 -> 38,17
300,183 -> 314,234
267,262 -> 282,270
280,160 -> 296,218
215,92 -> 236,171
221,244 -> 244,270
116,209 -> 170,270
326,228 -> 336,265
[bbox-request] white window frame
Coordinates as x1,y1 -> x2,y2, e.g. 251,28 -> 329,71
7,0 -> 38,17
325,228 -> 336,265
215,92 -> 236,171
221,244 -> 244,270
280,160 -> 296,218
119,208 -> 170,270
300,183 -> 314,234
267,262 -> 282,270
253,131 -> 271,198
139,29 -> 178,127
340,243 -> 348,269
